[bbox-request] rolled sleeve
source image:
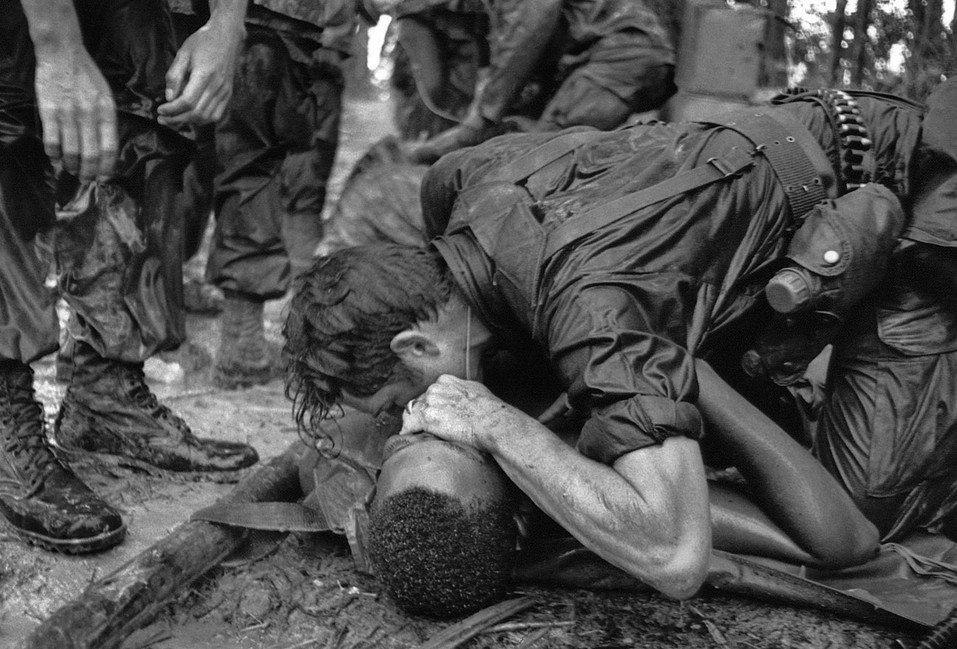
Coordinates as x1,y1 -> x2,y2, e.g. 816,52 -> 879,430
546,281 -> 703,464
577,395 -> 703,464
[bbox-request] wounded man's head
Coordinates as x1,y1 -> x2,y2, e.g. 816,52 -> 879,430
368,486 -> 516,618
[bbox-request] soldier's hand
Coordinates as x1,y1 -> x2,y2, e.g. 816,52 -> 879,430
399,375 -> 529,451
158,18 -> 245,127
34,47 -> 117,182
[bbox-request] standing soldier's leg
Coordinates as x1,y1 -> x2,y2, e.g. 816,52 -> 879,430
52,0 -> 258,473
209,24 -> 344,389
279,52 -> 344,279
0,0 -> 124,552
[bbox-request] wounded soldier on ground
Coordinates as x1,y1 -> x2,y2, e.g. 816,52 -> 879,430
283,80 -> 957,616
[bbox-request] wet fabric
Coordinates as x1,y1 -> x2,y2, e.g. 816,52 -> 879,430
204,23 -> 344,300
515,534 -> 957,627
0,0 -> 192,364
423,94 -> 957,539
816,272 -> 957,541
425,104 -> 840,464
478,0 -> 676,124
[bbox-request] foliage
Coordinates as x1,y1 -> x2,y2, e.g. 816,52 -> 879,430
776,0 -> 954,101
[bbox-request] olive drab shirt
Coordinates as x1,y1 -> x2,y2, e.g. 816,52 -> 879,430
422,96 -> 933,465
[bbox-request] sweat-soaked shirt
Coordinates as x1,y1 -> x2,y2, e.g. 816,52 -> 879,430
422,96 -> 933,465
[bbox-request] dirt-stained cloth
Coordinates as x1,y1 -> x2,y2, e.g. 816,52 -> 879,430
0,0 -> 192,364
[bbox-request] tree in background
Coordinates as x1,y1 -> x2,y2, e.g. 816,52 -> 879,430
781,0 -> 953,101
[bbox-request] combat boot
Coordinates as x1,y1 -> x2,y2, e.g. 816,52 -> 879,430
54,342 -> 259,472
212,294 -> 280,390
0,361 -> 125,553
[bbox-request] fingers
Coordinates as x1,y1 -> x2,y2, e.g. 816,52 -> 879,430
38,102 -> 61,162
58,106 -> 81,175
158,74 -> 229,127
39,96 -> 117,182
399,398 -> 427,436
97,101 -> 118,180
77,102 -> 100,182
164,48 -> 190,102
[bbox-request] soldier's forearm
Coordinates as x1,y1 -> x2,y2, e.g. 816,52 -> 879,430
20,0 -> 84,55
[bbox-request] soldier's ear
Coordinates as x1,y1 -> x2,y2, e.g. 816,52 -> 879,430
390,330 -> 440,359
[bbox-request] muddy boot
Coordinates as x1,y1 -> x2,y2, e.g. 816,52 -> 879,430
54,342 -> 259,472
0,361 -> 125,553
212,295 -> 279,390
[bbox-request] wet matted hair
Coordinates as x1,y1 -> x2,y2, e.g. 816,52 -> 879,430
283,244 -> 454,436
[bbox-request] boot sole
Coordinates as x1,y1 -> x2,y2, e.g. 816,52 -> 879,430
55,404 -> 256,477
8,520 -> 127,555
60,447 -> 247,483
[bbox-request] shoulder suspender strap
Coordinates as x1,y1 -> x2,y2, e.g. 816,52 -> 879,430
543,107 -> 834,259
700,109 -> 833,217
543,145 -> 755,258
487,128 -> 598,183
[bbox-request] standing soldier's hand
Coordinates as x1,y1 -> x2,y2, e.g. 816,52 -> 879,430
34,47 -> 117,182
158,8 -> 245,127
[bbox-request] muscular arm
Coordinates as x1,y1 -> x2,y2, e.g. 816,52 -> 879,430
21,0 -> 117,181
499,419 -> 712,599
401,376 -> 712,599
157,0 -> 246,127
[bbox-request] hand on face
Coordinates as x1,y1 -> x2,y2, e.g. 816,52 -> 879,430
398,374 -> 528,451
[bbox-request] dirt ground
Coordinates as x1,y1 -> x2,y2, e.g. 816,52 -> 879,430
0,94 -> 926,649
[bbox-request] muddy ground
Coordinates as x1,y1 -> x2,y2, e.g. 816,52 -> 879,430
0,93 -> 923,649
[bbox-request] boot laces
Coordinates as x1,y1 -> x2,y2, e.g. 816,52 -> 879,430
0,375 -> 60,498
122,364 -> 194,437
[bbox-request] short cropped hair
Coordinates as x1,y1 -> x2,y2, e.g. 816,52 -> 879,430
284,244 -> 454,434
368,487 -> 516,618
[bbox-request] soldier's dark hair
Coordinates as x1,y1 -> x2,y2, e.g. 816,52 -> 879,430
283,244 -> 454,436
368,487 -> 516,618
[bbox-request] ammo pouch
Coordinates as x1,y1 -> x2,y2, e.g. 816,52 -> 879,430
774,183 -> 906,320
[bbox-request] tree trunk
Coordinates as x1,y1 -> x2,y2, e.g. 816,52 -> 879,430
761,0 -> 790,87
24,443 -> 307,649
850,0 -> 873,86
829,0 -> 849,85
906,0 -> 945,97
